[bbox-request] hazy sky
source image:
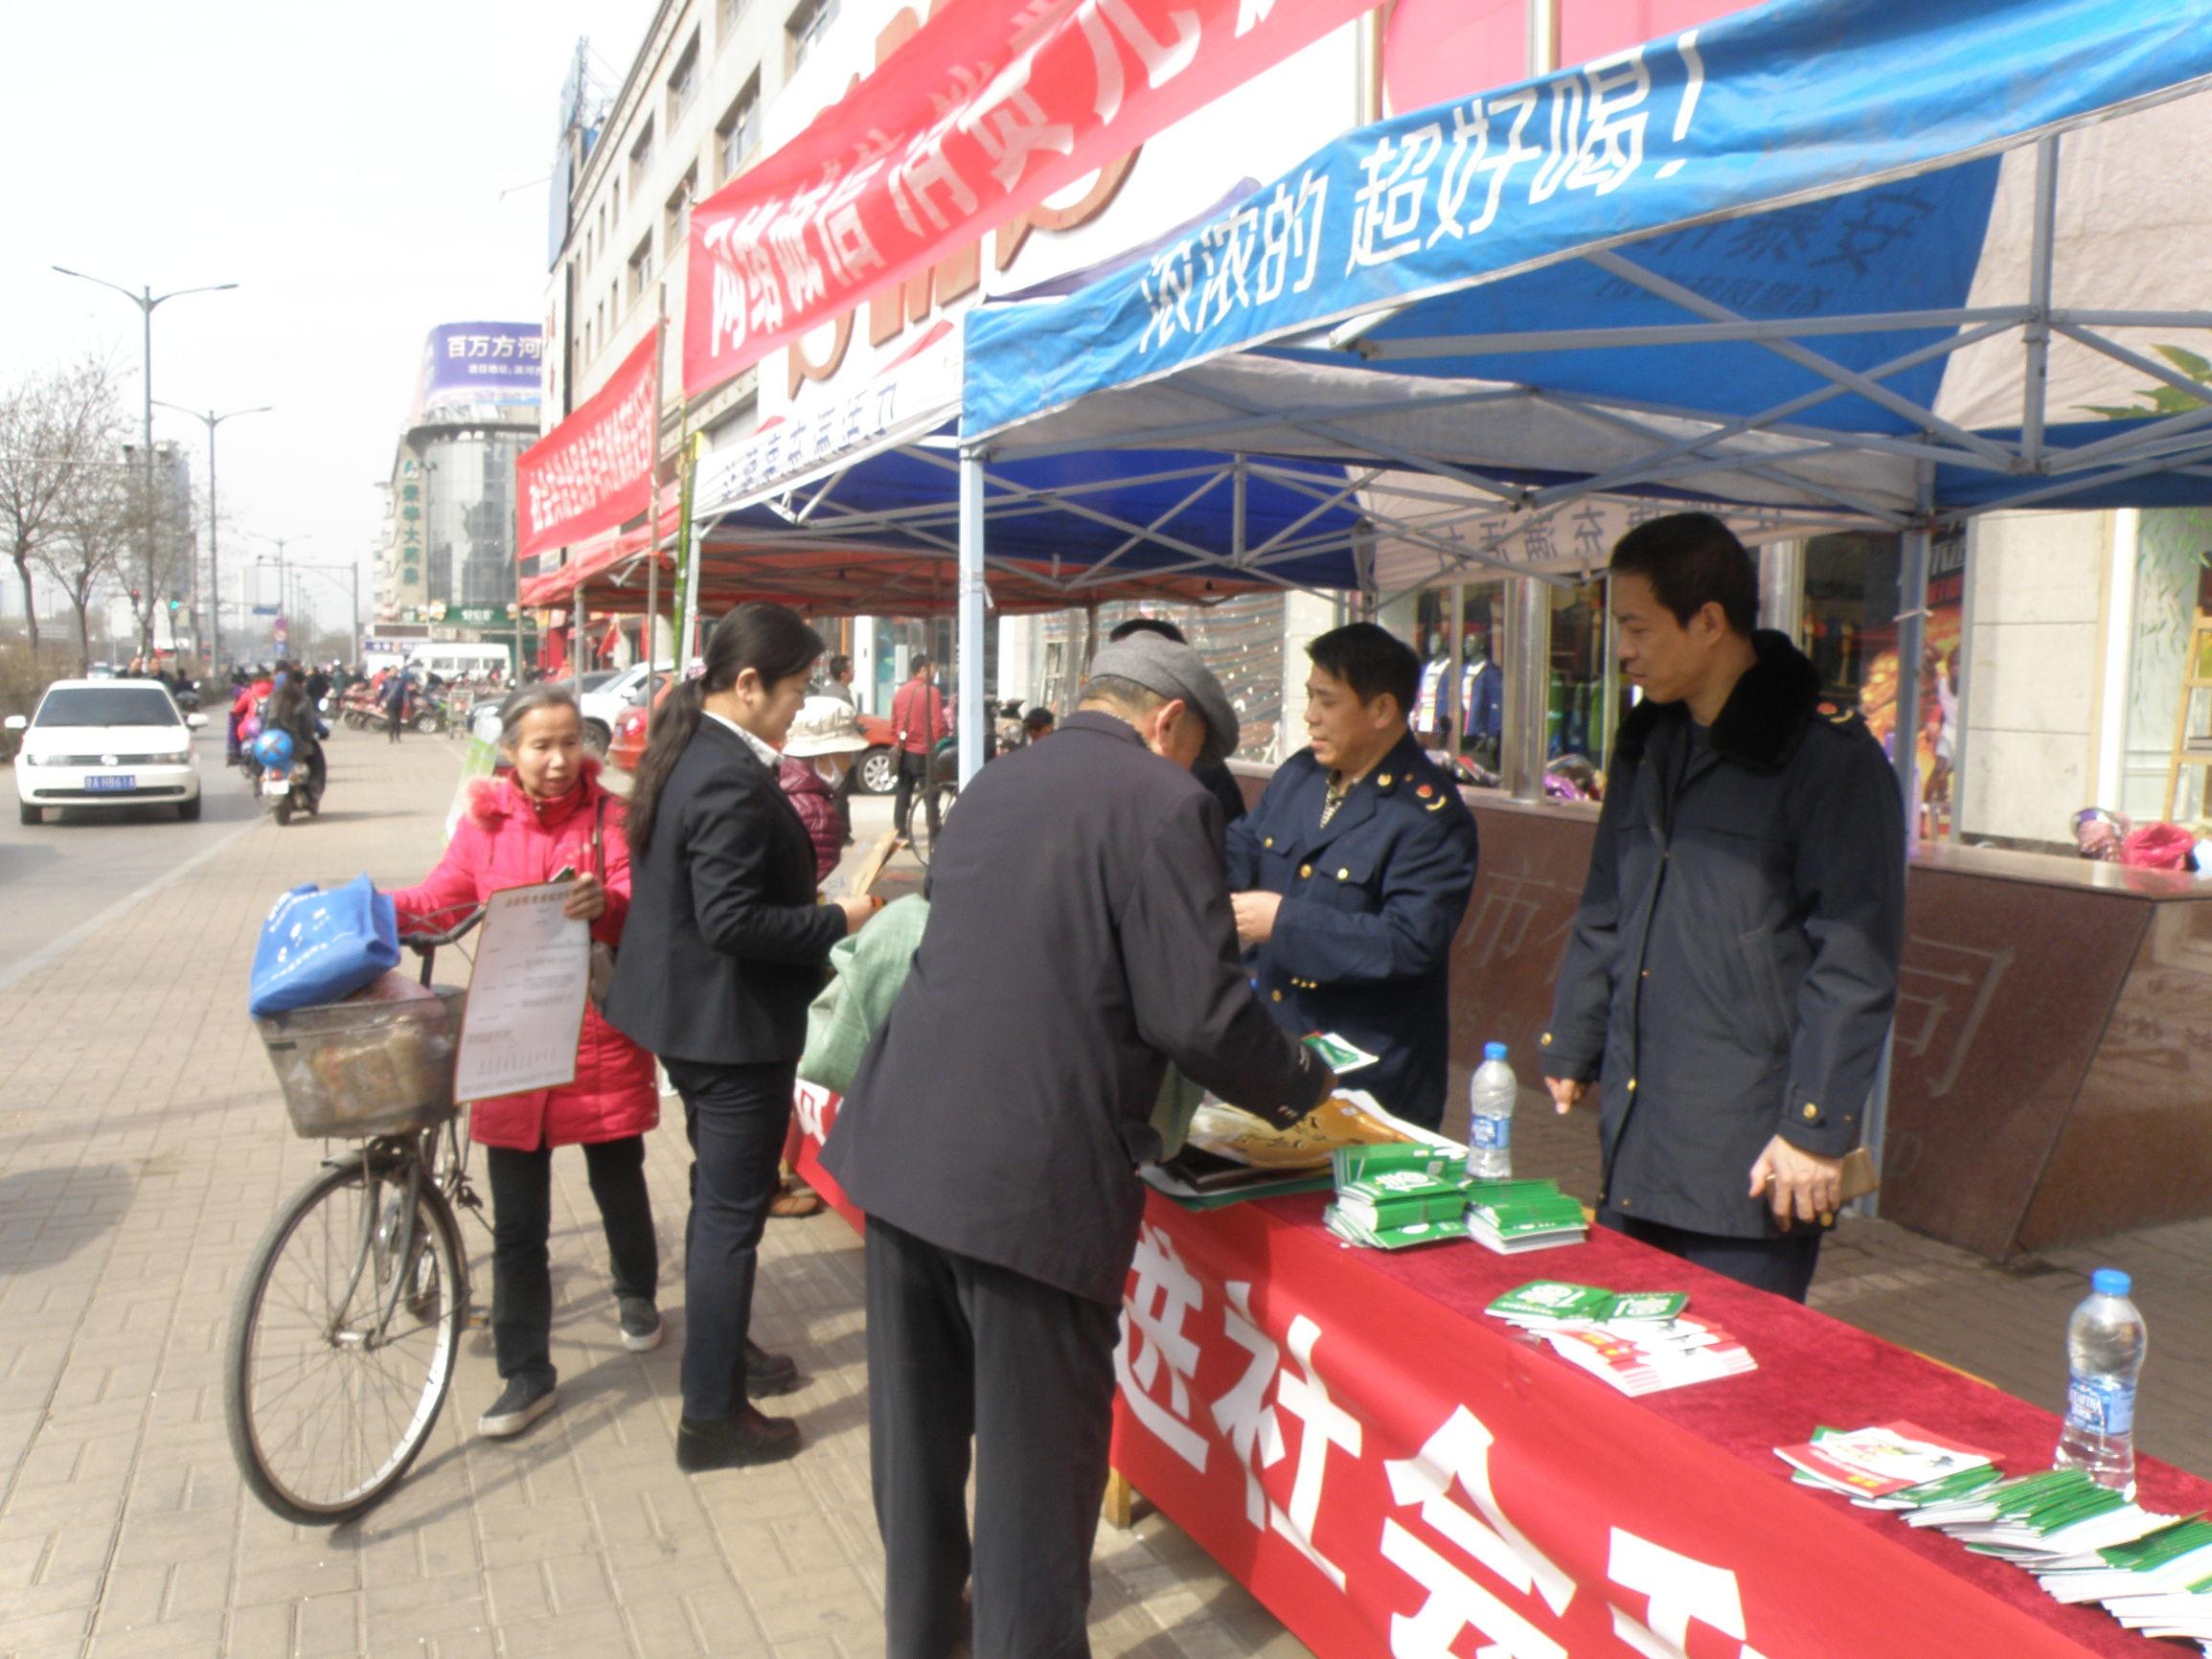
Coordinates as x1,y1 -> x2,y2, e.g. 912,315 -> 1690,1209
1,0 -> 649,633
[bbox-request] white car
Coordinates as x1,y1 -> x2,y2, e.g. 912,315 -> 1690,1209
577,663 -> 663,755
8,679 -> 208,825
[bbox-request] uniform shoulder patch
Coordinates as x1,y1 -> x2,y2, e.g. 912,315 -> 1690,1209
1814,698 -> 1864,728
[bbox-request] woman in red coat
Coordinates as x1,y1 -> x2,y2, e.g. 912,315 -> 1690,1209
391,684 -> 660,1441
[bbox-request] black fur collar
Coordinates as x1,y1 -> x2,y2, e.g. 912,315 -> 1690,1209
1615,629 -> 1823,773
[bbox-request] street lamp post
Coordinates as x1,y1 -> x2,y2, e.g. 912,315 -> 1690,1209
152,400 -> 269,670
51,267 -> 237,662
247,533 -> 311,659
286,562 -> 363,667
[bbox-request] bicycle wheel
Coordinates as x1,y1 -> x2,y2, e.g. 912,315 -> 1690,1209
907,783 -> 957,867
224,1155 -> 466,1525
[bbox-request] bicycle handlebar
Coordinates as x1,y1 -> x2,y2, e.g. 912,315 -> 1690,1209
398,907 -> 485,950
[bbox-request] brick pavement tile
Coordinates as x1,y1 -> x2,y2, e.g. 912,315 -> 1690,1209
742,1563 -> 878,1645
361,1569 -> 490,1644
222,1600 -> 291,1655
83,1610 -> 227,1659
292,1590 -> 364,1659
0,1605 -> 94,1659
0,1571 -> 103,1624
233,1555 -> 360,1608
480,1602 -> 631,1656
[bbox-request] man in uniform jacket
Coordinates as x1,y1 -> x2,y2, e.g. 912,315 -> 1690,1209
1226,623 -> 1479,1131
1541,512 -> 1904,1302
823,633 -> 1333,1659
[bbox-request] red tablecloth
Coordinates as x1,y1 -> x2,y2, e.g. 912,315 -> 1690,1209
790,1087 -> 2206,1658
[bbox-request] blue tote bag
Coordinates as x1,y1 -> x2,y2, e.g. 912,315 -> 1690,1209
248,876 -> 401,1017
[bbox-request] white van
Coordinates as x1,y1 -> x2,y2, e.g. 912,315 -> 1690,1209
405,643 -> 513,683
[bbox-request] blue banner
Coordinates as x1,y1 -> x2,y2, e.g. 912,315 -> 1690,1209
963,0 -> 2212,440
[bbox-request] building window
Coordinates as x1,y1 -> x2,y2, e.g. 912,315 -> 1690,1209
720,0 -> 750,43
628,233 -> 653,302
787,0 -> 838,73
628,120 -> 655,195
717,78 -> 761,180
665,169 -> 696,256
668,34 -> 699,123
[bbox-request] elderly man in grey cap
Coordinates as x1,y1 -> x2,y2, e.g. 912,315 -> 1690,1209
822,634 -> 1334,1659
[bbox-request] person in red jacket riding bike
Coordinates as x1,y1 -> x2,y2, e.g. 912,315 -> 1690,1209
389,683 -> 662,1440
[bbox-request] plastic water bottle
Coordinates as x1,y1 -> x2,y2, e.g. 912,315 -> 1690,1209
1469,1042 -> 1516,1180
2054,1268 -> 2147,1497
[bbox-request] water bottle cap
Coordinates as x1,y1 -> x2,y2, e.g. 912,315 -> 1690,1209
1483,1042 -> 1508,1061
2092,1268 -> 2131,1297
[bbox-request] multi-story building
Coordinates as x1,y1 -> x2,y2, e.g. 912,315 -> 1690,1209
374,323 -> 541,662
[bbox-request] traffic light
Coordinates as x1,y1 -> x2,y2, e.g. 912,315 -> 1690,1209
128,586 -> 141,603
167,597 -> 181,614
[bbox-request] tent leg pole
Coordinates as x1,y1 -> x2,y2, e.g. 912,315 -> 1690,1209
1863,462 -> 1936,1215
1505,576 -> 1550,802
957,450 -> 987,787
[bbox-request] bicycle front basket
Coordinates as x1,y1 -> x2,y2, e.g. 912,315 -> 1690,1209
256,982 -> 467,1139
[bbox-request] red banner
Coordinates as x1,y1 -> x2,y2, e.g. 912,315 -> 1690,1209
683,0 -> 1378,396
789,1086 -> 2192,1658
515,333 -> 657,562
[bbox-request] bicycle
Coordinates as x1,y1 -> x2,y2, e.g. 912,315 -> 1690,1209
224,909 -> 484,1526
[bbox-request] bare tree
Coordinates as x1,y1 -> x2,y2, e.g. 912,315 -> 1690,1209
36,464 -> 133,674
0,358 -> 124,650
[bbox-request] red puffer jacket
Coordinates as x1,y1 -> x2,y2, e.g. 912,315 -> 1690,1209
779,757 -> 845,884
390,762 -> 658,1150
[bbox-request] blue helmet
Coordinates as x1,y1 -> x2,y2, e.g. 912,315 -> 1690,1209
251,729 -> 295,771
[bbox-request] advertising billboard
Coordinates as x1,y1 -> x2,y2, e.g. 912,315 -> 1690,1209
411,323 -> 544,424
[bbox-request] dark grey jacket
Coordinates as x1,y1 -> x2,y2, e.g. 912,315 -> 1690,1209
823,711 -> 1330,1305
1541,632 -> 1904,1239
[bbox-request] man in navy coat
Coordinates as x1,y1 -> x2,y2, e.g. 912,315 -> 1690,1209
1227,624 -> 1479,1130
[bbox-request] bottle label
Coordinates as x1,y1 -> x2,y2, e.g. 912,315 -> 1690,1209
1471,1115 -> 1512,1152
2066,1375 -> 2135,1437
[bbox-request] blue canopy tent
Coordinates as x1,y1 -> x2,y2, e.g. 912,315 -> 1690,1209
960,0 -> 2212,808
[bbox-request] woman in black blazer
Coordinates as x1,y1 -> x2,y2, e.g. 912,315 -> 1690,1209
604,602 -> 876,1471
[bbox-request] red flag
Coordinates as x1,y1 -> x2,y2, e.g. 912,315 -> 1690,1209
516,333 -> 657,561
684,0 -> 1378,396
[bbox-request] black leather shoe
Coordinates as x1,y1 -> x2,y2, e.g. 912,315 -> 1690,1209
745,1340 -> 802,1397
676,1406 -> 802,1471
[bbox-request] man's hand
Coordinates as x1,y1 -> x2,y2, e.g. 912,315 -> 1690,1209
1546,1077 -> 1587,1115
1748,1135 -> 1844,1230
561,874 -> 607,922
838,895 -> 879,935
1232,890 -> 1283,947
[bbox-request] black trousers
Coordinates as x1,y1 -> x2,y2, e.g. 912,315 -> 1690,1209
1599,1207 -> 1823,1303
661,1056 -> 793,1421
385,703 -> 404,742
482,1135 -> 658,1385
865,1216 -> 1120,1659
891,750 -> 940,841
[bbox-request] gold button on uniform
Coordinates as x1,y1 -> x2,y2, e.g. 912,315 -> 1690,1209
1298,863 -> 1312,878
1539,1033 -> 1553,1046
1378,774 -> 1392,787
1802,1102 -> 1819,1121
1336,867 -> 1350,880
1271,989 -> 1283,1002
1264,836 -> 1275,849
1627,1078 -> 1638,1092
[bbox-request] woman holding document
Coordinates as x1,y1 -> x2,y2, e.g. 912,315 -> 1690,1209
605,603 -> 878,1474
390,683 -> 661,1442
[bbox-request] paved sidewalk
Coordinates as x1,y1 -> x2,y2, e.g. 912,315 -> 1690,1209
2,732 -> 2205,1658
0,733 -> 1306,1659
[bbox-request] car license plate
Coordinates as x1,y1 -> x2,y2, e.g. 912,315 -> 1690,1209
261,780 -> 291,798
84,775 -> 135,793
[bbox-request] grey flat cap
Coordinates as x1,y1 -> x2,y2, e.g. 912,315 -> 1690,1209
1086,633 -> 1241,764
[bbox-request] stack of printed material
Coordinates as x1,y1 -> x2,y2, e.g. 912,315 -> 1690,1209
1463,1179 -> 1589,1254
1485,1281 -> 1757,1396
1774,1422 -> 2004,1507
1778,1432 -> 2212,1649
1323,1144 -> 1471,1250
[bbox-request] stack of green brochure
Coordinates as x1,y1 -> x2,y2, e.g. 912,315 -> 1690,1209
1465,1179 -> 1589,1253
1781,1433 -> 2212,1646
1324,1144 -> 1472,1251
